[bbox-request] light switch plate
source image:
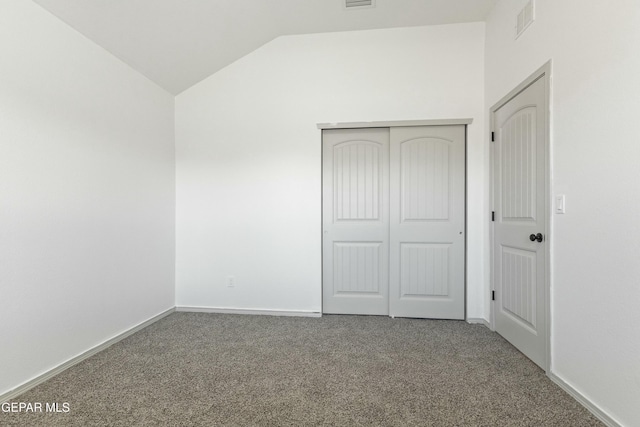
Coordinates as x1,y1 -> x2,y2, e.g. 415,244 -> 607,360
555,194 -> 565,214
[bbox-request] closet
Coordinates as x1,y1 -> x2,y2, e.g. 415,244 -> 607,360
320,121 -> 468,319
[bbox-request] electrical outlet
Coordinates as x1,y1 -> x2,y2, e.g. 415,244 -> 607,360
226,275 -> 235,287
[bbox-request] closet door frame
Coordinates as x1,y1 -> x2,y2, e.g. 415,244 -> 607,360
319,119 -> 472,319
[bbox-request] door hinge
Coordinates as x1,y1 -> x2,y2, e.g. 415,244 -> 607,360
491,211 -> 495,221
492,290 -> 495,301
491,131 -> 495,142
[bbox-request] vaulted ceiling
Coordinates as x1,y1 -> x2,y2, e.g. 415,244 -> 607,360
33,0 -> 497,94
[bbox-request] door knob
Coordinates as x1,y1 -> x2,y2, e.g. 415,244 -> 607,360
529,233 -> 544,242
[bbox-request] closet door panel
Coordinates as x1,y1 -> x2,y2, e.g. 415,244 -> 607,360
389,126 -> 465,319
322,128 -> 390,315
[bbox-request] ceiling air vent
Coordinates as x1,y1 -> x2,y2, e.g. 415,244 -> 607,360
516,0 -> 535,39
345,0 -> 375,10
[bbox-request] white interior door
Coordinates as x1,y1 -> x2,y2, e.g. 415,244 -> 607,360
389,126 -> 466,319
492,75 -> 548,369
322,128 -> 389,315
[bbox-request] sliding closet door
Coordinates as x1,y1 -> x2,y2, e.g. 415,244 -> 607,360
322,128 -> 390,315
389,126 -> 465,319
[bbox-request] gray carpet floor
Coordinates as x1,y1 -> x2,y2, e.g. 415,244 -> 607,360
3,313 -> 602,426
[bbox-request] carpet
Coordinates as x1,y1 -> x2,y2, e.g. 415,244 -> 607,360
2,313 -> 603,426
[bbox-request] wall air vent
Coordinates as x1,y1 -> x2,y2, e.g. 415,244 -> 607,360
345,0 -> 375,10
516,0 -> 535,39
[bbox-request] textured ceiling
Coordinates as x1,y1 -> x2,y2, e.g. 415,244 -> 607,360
33,0 -> 497,94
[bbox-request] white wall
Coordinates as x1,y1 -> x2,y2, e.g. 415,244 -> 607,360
485,1 -> 640,425
0,1 -> 175,396
175,24 -> 487,316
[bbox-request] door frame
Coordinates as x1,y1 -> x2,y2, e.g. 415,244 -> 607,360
318,118 -> 472,318
489,61 -> 552,372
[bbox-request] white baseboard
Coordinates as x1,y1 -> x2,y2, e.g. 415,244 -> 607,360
548,372 -> 621,427
176,306 -> 322,318
466,317 -> 491,328
0,307 -> 175,403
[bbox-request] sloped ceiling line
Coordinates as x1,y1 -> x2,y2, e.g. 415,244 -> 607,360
33,0 -> 497,94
